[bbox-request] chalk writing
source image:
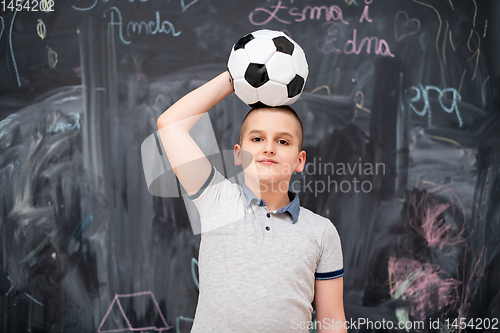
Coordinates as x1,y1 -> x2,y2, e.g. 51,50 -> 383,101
319,24 -> 394,57
103,7 -> 130,44
103,7 -> 181,46
47,46 -> 58,68
359,0 -> 372,23
351,90 -> 370,122
127,11 -> 181,38
407,85 -> 463,128
37,19 -> 46,39
394,11 -> 420,42
249,0 -> 348,26
355,91 -> 371,114
344,29 -> 395,57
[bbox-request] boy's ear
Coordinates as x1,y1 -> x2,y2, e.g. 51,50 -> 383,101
234,144 -> 242,166
295,150 -> 306,173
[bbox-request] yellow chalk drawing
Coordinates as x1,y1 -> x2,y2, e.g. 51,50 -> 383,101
311,85 -> 331,96
47,46 -> 58,68
428,135 -> 460,147
37,19 -> 46,40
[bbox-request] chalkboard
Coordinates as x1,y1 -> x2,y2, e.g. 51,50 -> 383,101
1,0 -> 500,331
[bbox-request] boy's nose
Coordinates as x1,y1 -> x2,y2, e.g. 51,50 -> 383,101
263,143 -> 275,155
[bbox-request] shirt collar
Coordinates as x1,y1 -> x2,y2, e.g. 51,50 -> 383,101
242,184 -> 300,224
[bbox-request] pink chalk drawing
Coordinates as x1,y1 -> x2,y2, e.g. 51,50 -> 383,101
388,256 -> 461,320
454,245 -> 487,331
407,190 -> 466,249
394,11 -> 421,41
98,291 -> 173,332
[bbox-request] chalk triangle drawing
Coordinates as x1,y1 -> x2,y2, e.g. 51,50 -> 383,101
98,291 -> 172,332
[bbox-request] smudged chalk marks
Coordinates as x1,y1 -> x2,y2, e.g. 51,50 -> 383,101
394,11 -> 421,42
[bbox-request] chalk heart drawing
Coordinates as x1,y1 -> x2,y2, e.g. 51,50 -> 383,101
394,11 -> 421,42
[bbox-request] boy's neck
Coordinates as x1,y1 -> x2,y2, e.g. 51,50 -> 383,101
245,178 -> 291,211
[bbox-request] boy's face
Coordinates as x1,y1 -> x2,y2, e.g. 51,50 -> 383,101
233,109 -> 306,188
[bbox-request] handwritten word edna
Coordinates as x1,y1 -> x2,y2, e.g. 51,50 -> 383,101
104,7 -> 181,45
407,85 -> 463,127
345,29 -> 393,57
249,0 -> 348,25
320,24 -> 394,57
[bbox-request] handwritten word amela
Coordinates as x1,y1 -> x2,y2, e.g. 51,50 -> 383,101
104,6 -> 181,45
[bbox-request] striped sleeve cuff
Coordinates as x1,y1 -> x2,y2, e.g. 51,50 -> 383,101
315,268 -> 344,280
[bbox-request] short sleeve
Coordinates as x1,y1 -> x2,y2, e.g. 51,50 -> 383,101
315,221 -> 344,280
187,165 -> 244,233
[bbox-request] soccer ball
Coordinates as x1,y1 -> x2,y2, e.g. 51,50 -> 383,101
227,29 -> 309,108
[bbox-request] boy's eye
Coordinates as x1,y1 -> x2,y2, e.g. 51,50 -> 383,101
278,139 -> 289,145
251,137 -> 263,142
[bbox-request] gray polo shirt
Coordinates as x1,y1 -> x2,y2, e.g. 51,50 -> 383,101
188,166 -> 343,333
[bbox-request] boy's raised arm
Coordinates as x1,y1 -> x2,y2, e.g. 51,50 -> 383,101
156,71 -> 233,196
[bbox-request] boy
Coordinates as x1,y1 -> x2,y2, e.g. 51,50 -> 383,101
157,71 -> 346,332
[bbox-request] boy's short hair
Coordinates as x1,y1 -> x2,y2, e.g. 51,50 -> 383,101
238,106 -> 304,151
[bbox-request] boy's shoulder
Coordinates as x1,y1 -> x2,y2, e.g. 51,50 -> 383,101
297,205 -> 339,233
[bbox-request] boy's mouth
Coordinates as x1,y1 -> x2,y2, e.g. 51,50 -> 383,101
258,158 -> 278,165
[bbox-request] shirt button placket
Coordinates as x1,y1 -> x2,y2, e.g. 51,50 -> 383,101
265,213 -> 271,232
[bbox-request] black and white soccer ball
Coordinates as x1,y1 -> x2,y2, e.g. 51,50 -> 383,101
227,29 -> 309,107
